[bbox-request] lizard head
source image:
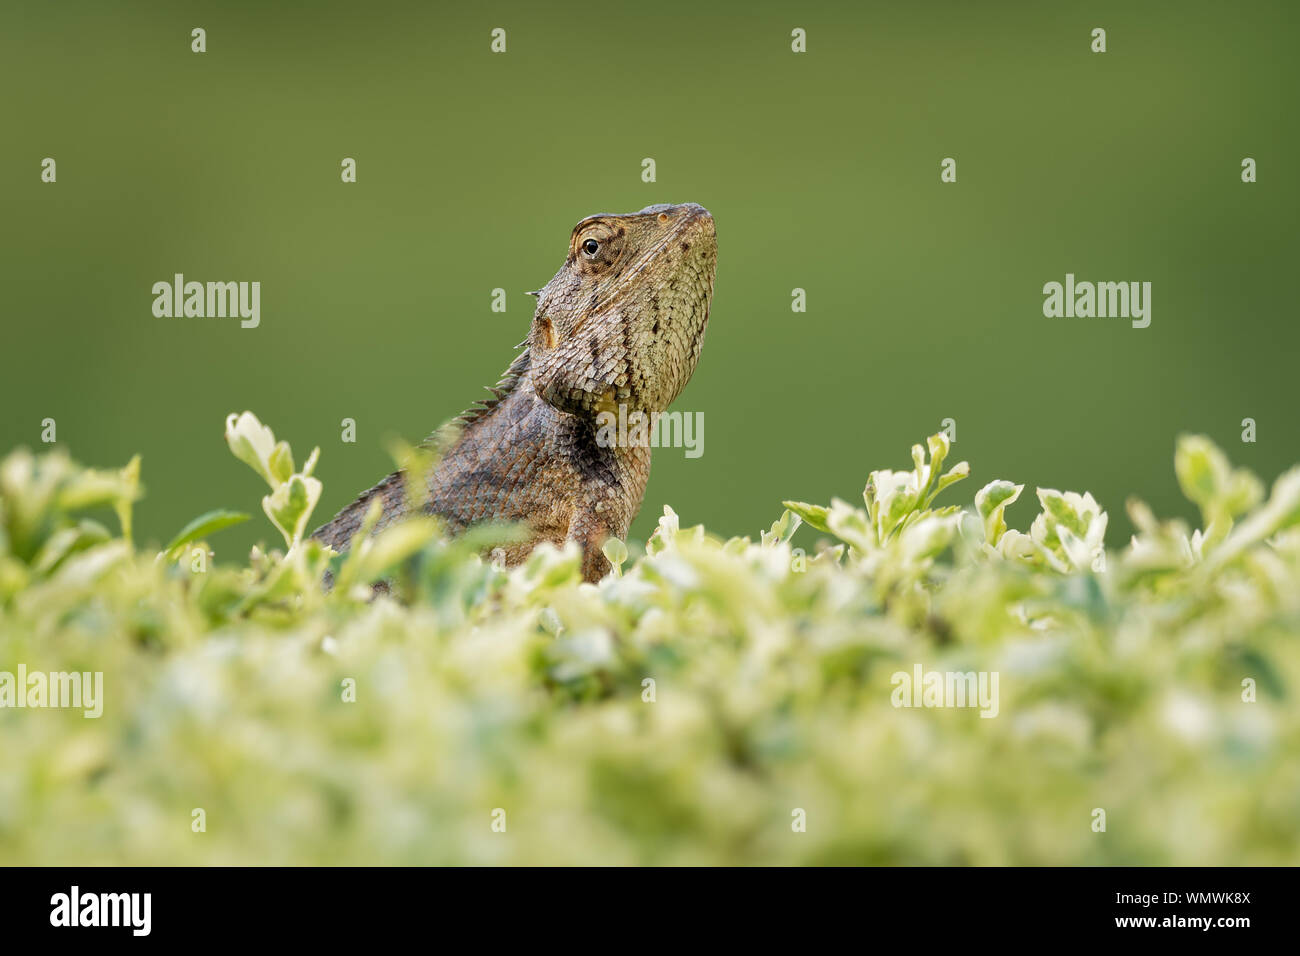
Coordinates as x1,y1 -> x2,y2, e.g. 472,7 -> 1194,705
529,202 -> 716,420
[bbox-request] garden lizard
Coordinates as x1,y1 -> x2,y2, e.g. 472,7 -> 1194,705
311,203 -> 717,582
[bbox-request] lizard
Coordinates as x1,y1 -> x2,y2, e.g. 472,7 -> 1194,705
311,202 -> 717,583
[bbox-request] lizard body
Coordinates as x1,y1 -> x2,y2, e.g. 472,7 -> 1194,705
312,202 -> 717,582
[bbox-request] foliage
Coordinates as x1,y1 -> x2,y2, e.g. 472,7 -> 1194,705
1,416 -> 1298,864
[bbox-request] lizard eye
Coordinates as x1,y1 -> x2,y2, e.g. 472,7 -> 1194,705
582,238 -> 600,257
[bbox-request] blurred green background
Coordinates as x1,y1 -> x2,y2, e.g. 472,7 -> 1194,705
3,0 -> 1297,556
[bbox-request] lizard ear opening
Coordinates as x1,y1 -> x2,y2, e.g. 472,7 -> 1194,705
533,315 -> 557,350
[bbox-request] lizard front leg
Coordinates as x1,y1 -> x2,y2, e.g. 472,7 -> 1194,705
567,510 -> 616,583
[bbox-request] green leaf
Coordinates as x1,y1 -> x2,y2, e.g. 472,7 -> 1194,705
762,509 -> 803,546
933,460 -> 970,500
976,480 -> 1023,546
351,517 -> 440,586
1174,435 -> 1222,510
1207,465 -> 1300,571
602,536 -> 629,575
224,411 -> 279,488
115,455 -> 141,545
782,501 -> 832,535
1174,435 -> 1263,550
163,509 -> 250,559
55,467 -> 137,512
262,474 -> 323,548
32,520 -> 112,577
267,441 -> 295,485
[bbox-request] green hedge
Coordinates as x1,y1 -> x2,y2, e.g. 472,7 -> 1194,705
1,415 -> 1297,864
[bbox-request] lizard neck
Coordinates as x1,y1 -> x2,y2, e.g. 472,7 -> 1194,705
458,377 -> 651,503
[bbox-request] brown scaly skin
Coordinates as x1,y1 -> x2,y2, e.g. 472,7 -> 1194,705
312,203 -> 717,582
